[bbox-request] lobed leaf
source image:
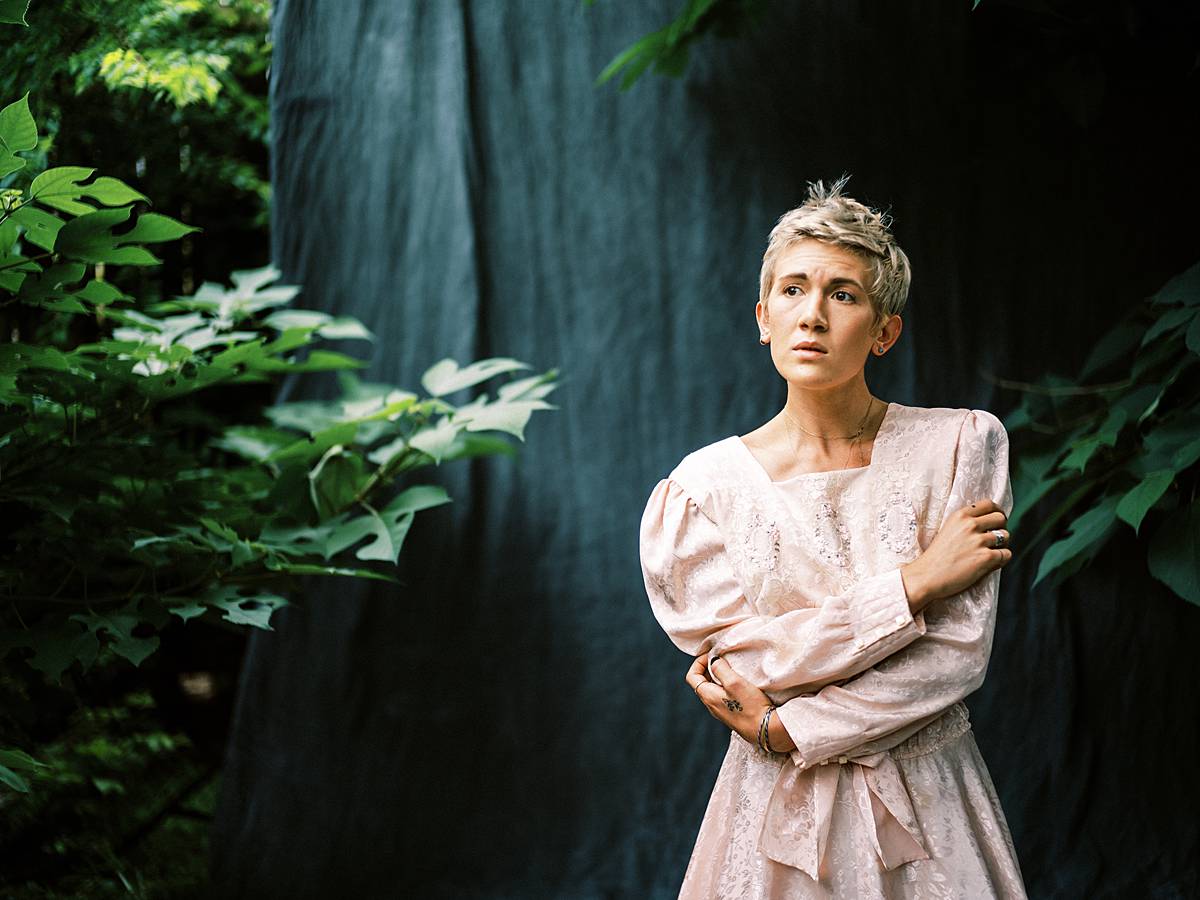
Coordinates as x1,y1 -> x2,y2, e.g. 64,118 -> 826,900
28,165 -> 149,215
0,92 -> 36,178
421,357 -> 531,397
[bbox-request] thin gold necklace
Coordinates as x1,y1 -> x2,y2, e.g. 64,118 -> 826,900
782,396 -> 878,470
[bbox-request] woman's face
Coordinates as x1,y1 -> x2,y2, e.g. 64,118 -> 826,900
756,238 -> 888,389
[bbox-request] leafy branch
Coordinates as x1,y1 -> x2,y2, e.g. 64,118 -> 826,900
0,88 -> 559,791
999,261 -> 1200,605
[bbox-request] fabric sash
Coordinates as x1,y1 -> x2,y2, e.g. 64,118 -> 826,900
758,750 -> 929,880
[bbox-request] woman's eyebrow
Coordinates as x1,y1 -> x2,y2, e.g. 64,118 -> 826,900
775,272 -> 865,289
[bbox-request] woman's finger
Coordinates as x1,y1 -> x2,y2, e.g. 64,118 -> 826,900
710,656 -> 743,687
685,655 -> 708,692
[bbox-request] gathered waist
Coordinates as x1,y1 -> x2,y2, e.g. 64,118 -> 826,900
889,701 -> 972,760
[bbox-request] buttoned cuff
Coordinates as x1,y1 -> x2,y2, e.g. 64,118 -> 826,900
849,568 -> 925,654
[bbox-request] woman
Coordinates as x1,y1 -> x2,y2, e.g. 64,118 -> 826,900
638,179 -> 1028,898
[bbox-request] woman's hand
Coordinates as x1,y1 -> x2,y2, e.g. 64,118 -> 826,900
685,656 -> 796,752
900,498 -> 1013,613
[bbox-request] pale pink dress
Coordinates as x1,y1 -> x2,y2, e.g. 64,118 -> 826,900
639,403 -> 1028,899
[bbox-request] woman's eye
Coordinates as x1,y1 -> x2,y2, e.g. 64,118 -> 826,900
834,290 -> 855,302
784,285 -> 801,297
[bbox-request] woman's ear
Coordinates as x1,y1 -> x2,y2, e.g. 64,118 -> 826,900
755,300 -> 769,340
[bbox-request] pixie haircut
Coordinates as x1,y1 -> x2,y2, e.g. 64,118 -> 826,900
758,176 -> 911,335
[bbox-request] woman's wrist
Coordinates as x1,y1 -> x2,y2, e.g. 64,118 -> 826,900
900,563 -> 931,613
766,707 -> 796,753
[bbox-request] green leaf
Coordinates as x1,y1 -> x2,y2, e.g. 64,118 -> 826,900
0,747 -> 46,793
352,485 -> 450,562
0,765 -> 29,792
1057,406 -> 1127,473
248,349 -> 366,373
262,401 -> 344,434
1033,493 -> 1121,587
1009,449 -> 1069,534
9,204 -> 63,251
264,309 -> 374,340
270,421 -> 359,463
55,206 -> 198,265
308,446 -> 367,518
459,399 -> 555,440
1079,307 -> 1145,378
388,483 -> 452,515
1171,435 -> 1200,471
0,748 -> 45,773
201,585 -> 288,629
408,416 -> 461,463
299,485 -> 452,564
29,622 -> 100,683
1116,470 -> 1174,534
167,601 -> 207,621
1147,501 -> 1200,606
1187,311 -> 1200,355
28,166 -> 149,215
595,32 -> 659,87
1139,306 -> 1195,347
439,431 -> 518,462
421,357 -> 531,397
497,369 -> 559,401
0,749 -> 42,774
70,606 -> 160,667
0,1 -> 31,25
1149,259 -> 1200,307
211,426 -> 296,462
0,92 -> 36,178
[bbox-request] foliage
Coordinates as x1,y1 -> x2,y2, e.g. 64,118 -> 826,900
590,0 -> 984,90
591,0 -> 772,90
1001,261 -> 1200,605
0,687 -> 217,897
0,84 -> 558,793
0,0 -> 272,297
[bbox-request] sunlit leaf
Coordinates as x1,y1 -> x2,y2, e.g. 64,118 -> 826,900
28,165 -> 149,215
408,416 -> 461,463
421,357 -> 531,396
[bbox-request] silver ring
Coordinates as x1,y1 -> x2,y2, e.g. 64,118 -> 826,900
990,529 -> 1007,549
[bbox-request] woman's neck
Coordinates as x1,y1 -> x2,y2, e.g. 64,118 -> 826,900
779,390 -> 880,447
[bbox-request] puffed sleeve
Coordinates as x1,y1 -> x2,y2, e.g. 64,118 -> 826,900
773,408 -> 1013,769
639,476 -> 927,701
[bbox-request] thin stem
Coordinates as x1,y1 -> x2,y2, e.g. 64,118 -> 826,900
0,250 -> 54,273
982,370 -> 1136,396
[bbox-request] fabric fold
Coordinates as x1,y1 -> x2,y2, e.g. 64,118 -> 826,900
758,749 -> 929,880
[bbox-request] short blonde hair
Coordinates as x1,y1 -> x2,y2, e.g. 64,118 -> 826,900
758,176 -> 911,335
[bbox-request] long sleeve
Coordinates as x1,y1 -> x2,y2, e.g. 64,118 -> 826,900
639,476 -> 927,701
773,408 -> 1013,770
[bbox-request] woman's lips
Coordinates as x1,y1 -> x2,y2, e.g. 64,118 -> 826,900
795,348 -> 827,358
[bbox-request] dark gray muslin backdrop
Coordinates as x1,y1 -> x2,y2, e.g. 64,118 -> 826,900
210,1 -> 1200,897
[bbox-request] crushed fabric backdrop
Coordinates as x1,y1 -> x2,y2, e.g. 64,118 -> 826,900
210,1 -> 1200,897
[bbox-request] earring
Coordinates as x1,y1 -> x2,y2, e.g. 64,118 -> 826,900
759,334 -> 770,345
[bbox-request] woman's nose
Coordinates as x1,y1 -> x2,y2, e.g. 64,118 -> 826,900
797,298 -> 828,331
